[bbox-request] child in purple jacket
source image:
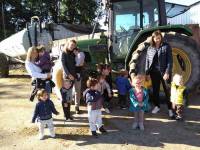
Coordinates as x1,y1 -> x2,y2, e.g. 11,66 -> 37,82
35,45 -> 52,73
35,46 -> 55,93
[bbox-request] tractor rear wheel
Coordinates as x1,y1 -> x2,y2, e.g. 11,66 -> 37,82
165,33 -> 200,92
0,53 -> 9,77
130,33 -> 200,92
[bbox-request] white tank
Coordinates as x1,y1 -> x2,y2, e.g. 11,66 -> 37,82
0,26 -> 52,60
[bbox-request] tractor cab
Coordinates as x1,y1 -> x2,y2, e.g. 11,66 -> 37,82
107,0 -> 167,61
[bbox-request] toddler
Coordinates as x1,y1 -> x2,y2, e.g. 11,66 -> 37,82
170,74 -> 187,120
98,74 -> 112,113
32,89 -> 59,140
129,75 -> 149,130
115,69 -> 132,109
60,78 -> 74,121
85,78 -> 107,137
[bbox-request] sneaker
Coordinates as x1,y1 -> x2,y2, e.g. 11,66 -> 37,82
68,117 -> 73,121
120,106 -> 127,110
76,110 -> 80,114
91,131 -> 98,138
39,135 -> 44,140
75,107 -> 80,114
152,106 -> 160,114
65,117 -> 73,121
168,109 -> 174,117
132,122 -> 138,129
176,116 -> 183,121
99,126 -> 107,133
170,115 -> 176,120
50,134 -> 55,138
139,123 -> 144,131
104,108 -> 110,113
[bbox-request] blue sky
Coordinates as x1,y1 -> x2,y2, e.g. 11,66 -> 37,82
165,0 -> 200,6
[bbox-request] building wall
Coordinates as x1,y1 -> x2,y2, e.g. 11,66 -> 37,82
167,3 -> 200,25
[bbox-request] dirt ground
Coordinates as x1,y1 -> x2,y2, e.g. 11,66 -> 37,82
0,67 -> 200,150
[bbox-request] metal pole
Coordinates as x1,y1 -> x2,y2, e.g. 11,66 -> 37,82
2,1 -> 7,38
91,0 -> 103,39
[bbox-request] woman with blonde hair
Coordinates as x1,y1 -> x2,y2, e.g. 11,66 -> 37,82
25,46 -> 51,101
61,40 -> 81,113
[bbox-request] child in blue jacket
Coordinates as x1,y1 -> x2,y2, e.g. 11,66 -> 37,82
32,89 -> 59,140
129,75 -> 149,130
84,78 -> 107,137
115,69 -> 132,109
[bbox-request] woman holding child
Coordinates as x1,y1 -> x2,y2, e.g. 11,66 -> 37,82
25,46 -> 51,101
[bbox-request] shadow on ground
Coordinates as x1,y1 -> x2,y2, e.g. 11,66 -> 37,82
53,95 -> 200,148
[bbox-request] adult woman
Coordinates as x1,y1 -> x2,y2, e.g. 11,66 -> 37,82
74,47 -> 85,114
25,47 -> 51,101
61,40 -> 77,81
61,40 -> 77,115
145,30 -> 173,117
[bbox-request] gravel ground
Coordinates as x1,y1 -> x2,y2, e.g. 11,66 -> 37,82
0,68 -> 200,150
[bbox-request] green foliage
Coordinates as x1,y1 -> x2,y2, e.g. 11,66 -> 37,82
0,0 -> 100,41
60,0 -> 99,25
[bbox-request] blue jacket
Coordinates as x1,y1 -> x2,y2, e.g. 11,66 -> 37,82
32,99 -> 59,123
145,42 -> 173,75
115,76 -> 132,95
85,89 -> 103,110
129,88 -> 150,112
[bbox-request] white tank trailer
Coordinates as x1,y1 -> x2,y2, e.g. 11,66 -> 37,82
0,16 -> 100,77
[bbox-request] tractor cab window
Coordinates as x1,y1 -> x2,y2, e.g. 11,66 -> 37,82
113,0 -> 140,58
112,0 -> 159,58
143,0 -> 159,28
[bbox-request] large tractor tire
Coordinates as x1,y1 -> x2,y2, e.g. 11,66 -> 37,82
0,53 -> 9,77
129,32 -> 200,92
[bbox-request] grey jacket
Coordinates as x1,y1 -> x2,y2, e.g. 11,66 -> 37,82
145,42 -> 173,75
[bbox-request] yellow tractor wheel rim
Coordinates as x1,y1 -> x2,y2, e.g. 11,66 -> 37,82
172,47 -> 192,84
158,47 -> 191,91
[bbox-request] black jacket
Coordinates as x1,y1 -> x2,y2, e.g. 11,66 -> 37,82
61,51 -> 77,79
145,42 -> 173,75
32,99 -> 59,122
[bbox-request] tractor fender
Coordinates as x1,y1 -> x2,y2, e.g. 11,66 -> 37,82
125,24 -> 193,70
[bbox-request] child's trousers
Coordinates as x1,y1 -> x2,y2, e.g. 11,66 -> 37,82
88,109 -> 102,131
172,104 -> 184,118
134,110 -> 144,124
38,118 -> 55,139
74,79 -> 82,110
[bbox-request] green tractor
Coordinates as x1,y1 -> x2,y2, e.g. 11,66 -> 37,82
28,0 -> 200,92
101,0 -> 200,92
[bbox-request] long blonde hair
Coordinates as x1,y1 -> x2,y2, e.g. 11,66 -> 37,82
63,39 -> 77,53
26,46 -> 37,62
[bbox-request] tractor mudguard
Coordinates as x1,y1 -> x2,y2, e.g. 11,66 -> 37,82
125,24 -> 193,70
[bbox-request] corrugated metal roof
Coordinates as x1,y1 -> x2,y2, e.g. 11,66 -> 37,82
168,3 -> 200,25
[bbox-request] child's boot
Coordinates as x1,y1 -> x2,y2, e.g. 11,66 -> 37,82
132,122 -> 138,129
99,126 -> 107,133
139,122 -> 144,131
91,131 -> 98,138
